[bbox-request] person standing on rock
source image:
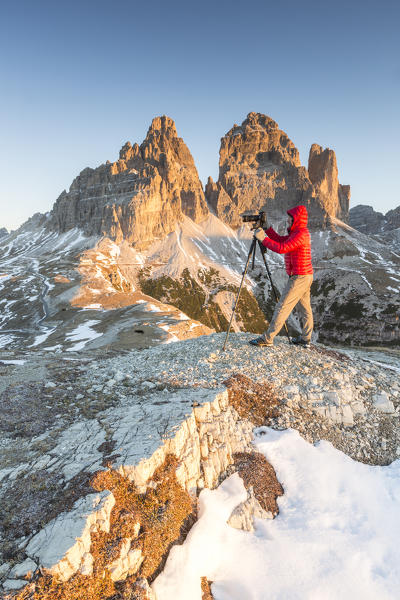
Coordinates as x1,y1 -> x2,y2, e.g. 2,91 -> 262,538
250,205 -> 314,348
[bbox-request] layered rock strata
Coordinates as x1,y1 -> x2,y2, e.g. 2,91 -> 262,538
2,388 -> 258,593
206,112 -> 350,228
50,116 -> 209,249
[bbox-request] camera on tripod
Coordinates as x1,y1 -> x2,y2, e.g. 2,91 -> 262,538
223,208 -> 290,350
241,210 -> 267,230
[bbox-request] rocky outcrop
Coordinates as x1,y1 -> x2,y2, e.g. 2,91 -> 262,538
205,112 -> 350,229
349,204 -> 386,233
20,386 -> 254,584
0,228 -> 8,240
349,204 -> 400,234
50,116 -> 209,250
2,334 -> 400,595
308,144 -> 350,222
386,205 -> 400,230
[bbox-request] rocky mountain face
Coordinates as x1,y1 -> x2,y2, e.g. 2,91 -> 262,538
50,116 -> 209,250
386,206 -> 400,230
50,112 -> 350,249
349,204 -> 400,234
308,144 -> 350,222
0,228 -> 8,240
349,204 -> 400,253
205,112 -> 350,229
349,205 -> 386,233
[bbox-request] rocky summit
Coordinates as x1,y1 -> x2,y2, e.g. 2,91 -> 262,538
50,112 -> 351,248
205,112 -> 350,228
50,116 -> 209,250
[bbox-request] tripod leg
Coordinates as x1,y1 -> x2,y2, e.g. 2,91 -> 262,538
222,238 -> 256,351
256,240 -> 291,343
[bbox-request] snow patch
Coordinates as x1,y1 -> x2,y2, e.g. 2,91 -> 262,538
153,428 -> 400,600
66,321 -> 102,351
0,359 -> 26,365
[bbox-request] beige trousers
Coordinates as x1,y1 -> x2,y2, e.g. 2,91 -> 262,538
264,274 -> 314,343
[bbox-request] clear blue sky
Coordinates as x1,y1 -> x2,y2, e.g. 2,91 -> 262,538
1,0 -> 399,231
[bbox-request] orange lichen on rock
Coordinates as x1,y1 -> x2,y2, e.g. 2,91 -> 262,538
224,373 -> 280,426
233,452 -> 284,516
14,456 -> 195,600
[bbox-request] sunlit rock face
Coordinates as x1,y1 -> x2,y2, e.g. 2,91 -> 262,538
205,112 -> 349,229
50,116 -> 209,249
308,144 -> 350,223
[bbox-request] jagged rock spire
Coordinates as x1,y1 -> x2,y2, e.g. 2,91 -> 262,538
205,112 -> 350,228
50,116 -> 209,248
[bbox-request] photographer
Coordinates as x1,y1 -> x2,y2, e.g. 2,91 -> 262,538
250,205 -> 314,348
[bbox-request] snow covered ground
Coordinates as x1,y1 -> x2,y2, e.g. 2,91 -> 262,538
153,428 -> 400,600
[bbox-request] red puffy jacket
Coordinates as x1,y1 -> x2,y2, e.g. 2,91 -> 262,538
261,205 -> 313,276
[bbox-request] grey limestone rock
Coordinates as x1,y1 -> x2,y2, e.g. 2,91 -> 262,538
372,392 -> 395,414
9,558 -> 37,579
25,491 -> 115,581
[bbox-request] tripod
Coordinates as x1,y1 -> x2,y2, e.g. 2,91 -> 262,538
222,235 -> 291,351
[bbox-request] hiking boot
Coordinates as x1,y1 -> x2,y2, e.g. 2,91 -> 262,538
249,336 -> 273,347
291,336 -> 310,348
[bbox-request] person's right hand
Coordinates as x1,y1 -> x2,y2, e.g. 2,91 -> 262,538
254,228 -> 266,242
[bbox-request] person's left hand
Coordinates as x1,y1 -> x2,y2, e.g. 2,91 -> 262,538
254,228 -> 266,242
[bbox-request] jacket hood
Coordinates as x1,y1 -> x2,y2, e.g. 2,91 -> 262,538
287,205 -> 308,231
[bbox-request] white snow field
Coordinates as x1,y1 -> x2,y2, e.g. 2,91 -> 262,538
153,428 -> 400,600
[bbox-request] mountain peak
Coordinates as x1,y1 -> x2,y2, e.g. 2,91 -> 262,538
148,115 -> 177,136
50,116 -> 208,248
206,114 -> 350,228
